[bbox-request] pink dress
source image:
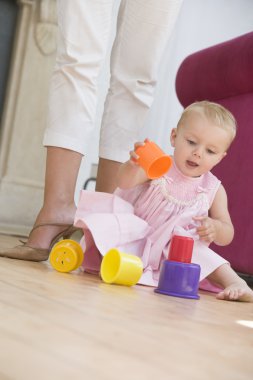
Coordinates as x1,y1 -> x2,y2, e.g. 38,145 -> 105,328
74,161 -> 228,289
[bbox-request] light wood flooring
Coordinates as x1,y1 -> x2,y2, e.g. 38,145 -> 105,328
0,234 -> 252,380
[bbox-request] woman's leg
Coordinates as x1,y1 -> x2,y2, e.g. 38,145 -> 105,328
27,147 -> 82,249
29,1 -> 115,247
98,0 -> 183,164
96,1 -> 182,192
44,0 -> 115,155
95,158 -> 121,192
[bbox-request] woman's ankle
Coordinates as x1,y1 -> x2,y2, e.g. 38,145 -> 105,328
34,203 -> 77,226
27,204 -> 77,248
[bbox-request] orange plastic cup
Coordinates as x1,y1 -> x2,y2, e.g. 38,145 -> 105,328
135,140 -> 172,179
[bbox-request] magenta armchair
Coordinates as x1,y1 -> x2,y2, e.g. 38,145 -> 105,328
175,32 -> 253,276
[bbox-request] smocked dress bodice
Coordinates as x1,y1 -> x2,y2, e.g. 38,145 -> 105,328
116,161 -> 221,234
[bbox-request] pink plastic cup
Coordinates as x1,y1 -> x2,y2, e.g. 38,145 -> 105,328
168,235 -> 194,263
135,140 -> 172,179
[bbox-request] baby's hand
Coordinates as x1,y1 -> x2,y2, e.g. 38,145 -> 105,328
129,139 -> 148,163
193,216 -> 218,244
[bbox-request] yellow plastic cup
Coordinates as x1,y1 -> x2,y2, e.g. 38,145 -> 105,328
135,140 -> 172,179
100,248 -> 143,286
49,239 -> 84,273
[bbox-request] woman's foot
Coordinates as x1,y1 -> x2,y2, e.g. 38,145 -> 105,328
0,204 -> 78,262
27,204 -> 77,249
216,280 -> 253,302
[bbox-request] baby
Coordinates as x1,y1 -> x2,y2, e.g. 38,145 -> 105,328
75,101 -> 253,302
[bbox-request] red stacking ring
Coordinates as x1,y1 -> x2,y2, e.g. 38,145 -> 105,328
168,235 -> 194,263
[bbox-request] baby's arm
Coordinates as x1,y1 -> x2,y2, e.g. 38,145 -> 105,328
193,185 -> 234,246
116,141 -> 149,189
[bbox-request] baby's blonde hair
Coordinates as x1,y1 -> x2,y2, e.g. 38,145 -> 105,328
177,101 -> 237,146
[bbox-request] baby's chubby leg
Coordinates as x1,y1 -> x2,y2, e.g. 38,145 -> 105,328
207,264 -> 253,302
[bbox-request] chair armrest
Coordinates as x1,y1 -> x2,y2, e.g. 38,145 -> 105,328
176,32 -> 253,107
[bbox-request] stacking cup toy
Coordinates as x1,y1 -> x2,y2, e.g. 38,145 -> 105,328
168,235 -> 194,263
100,248 -> 143,286
49,239 -> 84,273
135,140 -> 172,179
155,260 -> 200,299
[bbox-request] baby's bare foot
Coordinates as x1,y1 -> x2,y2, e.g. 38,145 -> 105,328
217,281 -> 253,302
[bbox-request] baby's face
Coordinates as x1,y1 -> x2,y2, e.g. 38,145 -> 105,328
170,112 -> 231,177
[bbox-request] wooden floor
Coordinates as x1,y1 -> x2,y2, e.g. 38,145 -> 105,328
0,234 -> 252,380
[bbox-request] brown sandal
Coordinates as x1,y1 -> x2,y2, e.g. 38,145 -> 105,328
0,223 -> 81,262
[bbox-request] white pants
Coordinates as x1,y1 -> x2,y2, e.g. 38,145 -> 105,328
43,0 -> 183,162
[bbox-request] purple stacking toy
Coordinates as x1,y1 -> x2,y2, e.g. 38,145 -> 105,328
155,235 -> 200,299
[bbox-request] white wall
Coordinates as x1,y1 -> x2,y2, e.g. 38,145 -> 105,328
76,0 -> 253,199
